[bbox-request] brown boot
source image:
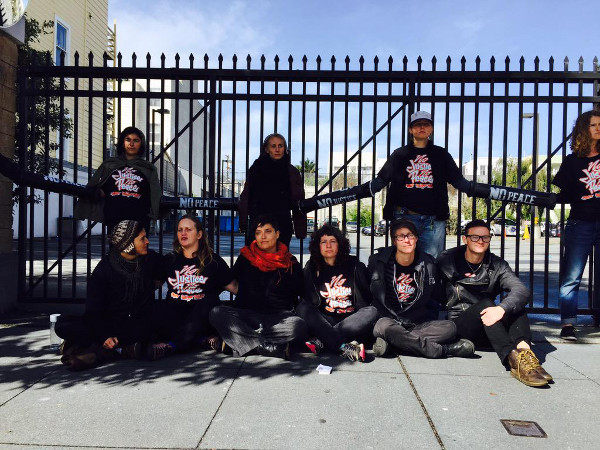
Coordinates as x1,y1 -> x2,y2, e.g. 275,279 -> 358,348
507,349 -> 548,387
519,349 -> 553,382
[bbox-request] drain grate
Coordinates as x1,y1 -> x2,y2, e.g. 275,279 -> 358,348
501,420 -> 547,438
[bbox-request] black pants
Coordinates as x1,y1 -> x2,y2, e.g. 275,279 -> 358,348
452,299 -> 531,364
373,317 -> 457,358
152,298 -> 220,350
55,312 -> 156,347
209,305 -> 308,356
296,300 -> 378,351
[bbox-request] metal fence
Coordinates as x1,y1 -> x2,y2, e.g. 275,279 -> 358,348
15,52 -> 600,321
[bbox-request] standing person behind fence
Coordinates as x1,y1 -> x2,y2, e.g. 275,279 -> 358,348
74,126 -> 161,234
298,225 -> 378,362
238,133 -> 307,248
369,111 -> 473,258
552,110 -> 600,342
148,215 -> 237,360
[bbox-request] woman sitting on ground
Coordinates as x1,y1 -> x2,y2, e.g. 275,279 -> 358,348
148,214 -> 237,360
298,224 -> 378,362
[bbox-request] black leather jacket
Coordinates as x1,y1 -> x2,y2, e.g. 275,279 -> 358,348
436,245 -> 530,320
368,246 -> 442,324
303,255 -> 372,310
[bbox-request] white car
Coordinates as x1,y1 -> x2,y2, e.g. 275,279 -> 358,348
346,221 -> 357,232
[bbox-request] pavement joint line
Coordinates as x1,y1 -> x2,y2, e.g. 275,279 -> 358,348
195,355 -> 246,449
397,355 -> 446,450
547,350 -> 600,387
0,365 -> 61,409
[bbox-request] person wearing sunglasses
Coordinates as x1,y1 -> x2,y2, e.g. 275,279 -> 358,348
436,219 -> 552,387
368,219 -> 474,359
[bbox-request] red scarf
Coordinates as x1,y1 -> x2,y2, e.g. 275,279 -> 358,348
240,241 -> 294,272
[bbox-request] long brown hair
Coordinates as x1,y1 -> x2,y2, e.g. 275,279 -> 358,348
308,224 -> 350,271
570,110 -> 600,157
172,214 -> 213,272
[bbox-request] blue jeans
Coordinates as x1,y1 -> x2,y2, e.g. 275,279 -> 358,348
559,219 -> 600,325
394,210 -> 446,258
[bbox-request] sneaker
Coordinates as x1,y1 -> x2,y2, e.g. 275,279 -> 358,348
507,349 -> 548,387
256,342 -> 289,360
340,342 -> 365,362
148,342 -> 174,361
445,339 -> 475,358
199,335 -> 223,352
305,338 -> 324,354
372,337 -> 389,357
559,326 -> 577,342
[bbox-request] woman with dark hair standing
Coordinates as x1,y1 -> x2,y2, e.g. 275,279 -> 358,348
239,133 -> 306,248
552,110 -> 600,342
149,214 -> 237,359
74,126 -> 161,233
298,225 -> 378,362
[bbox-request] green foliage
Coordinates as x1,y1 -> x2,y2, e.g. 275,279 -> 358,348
14,16 -> 72,204
347,205 -> 372,227
295,158 -> 316,174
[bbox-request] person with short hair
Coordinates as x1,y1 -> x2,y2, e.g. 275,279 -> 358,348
552,110 -> 600,341
437,219 -> 552,387
238,133 -> 307,248
56,220 -> 161,370
74,126 -> 161,233
298,225 -> 378,362
370,111 -> 473,258
209,215 -> 308,359
148,215 -> 237,360
369,219 -> 474,359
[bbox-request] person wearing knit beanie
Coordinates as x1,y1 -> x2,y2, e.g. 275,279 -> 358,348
109,220 -> 142,255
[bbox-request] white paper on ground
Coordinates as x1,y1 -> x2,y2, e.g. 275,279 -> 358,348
316,364 -> 332,374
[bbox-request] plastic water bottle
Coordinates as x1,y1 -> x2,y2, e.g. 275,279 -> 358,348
49,314 -> 62,351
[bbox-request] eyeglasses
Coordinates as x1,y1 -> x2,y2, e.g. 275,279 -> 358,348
394,233 -> 416,241
465,234 -> 491,243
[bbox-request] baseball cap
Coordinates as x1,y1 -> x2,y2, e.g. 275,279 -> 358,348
410,111 -> 433,126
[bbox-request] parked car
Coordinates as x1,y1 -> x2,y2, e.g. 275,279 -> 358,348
375,220 -> 388,236
345,221 -> 357,233
361,225 -> 373,236
491,218 -> 523,237
321,217 -> 340,229
540,222 -> 561,237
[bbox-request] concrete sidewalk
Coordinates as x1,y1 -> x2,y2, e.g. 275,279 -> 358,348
1,314 -> 599,449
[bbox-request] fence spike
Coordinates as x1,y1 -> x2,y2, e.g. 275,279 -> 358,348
490,55 -> 495,70
345,55 -> 350,69
548,56 -> 553,71
260,54 -> 266,70
505,56 -> 510,70
88,51 -> 94,65
359,55 -> 365,70
161,53 -> 166,66
175,53 -> 180,63
403,55 -> 408,70
189,53 -> 194,68
388,55 -> 393,70
460,56 -> 466,69
132,52 -> 137,67
534,56 -> 540,70
146,52 -> 151,67
74,51 -> 79,65
302,55 -> 308,69
519,56 -> 525,70
475,55 -> 481,69
431,55 -> 437,65
373,55 -> 379,70
246,54 -> 251,69
417,55 -> 422,67
288,54 -> 293,68
578,56 -> 584,71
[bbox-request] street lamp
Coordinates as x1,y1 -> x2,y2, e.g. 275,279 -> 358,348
151,108 -> 170,161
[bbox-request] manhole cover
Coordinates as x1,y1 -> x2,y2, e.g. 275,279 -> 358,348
501,420 -> 547,438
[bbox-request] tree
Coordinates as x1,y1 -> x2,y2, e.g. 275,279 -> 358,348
14,16 -> 73,203
295,158 -> 316,174
347,204 -> 372,227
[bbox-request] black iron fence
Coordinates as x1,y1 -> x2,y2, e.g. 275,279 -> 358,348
15,52 -> 600,320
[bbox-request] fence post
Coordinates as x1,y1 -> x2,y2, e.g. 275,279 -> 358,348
207,76 -> 217,241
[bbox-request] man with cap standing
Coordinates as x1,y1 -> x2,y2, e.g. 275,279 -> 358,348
370,111 -> 473,258
56,220 -> 162,370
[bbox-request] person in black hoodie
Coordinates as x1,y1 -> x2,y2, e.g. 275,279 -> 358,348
238,133 -> 307,248
56,220 -> 161,370
298,225 -> 378,362
369,111 -> 473,258
368,219 -> 474,359
209,215 -> 308,359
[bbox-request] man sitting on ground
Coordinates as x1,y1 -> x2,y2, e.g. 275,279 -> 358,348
209,215 -> 308,359
369,219 -> 474,359
436,219 -> 552,387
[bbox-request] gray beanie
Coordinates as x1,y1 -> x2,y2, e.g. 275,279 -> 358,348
109,220 -> 141,254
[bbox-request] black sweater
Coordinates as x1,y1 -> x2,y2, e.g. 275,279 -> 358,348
232,255 -> 303,312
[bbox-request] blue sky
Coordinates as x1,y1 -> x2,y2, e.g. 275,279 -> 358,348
107,0 -> 598,168
108,0 -> 598,69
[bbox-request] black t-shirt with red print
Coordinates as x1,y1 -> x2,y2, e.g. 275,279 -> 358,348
384,258 -> 419,316
103,166 -> 151,228
553,153 -> 600,221
316,261 -> 356,316
162,252 -> 233,302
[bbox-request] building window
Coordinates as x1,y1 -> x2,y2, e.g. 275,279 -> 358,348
479,165 -> 486,176
55,19 -> 69,66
